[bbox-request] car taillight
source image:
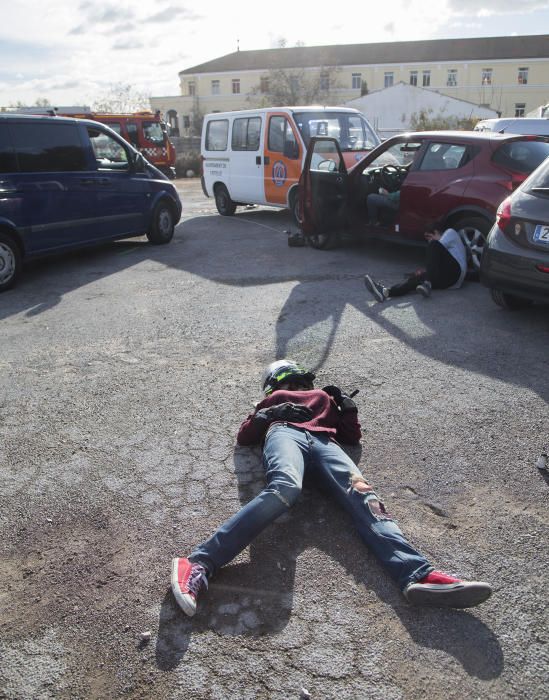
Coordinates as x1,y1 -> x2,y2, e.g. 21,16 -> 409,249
536,264 -> 549,274
496,197 -> 512,230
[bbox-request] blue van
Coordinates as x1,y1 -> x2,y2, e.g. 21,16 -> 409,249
0,113 -> 182,291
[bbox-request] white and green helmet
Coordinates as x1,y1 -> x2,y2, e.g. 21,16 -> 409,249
262,359 -> 316,396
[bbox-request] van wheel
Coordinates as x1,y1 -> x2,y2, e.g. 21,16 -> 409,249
215,185 -> 237,216
0,233 -> 21,292
290,189 -> 302,226
453,216 -> 491,274
147,201 -> 175,244
307,231 -> 339,250
490,288 -> 533,310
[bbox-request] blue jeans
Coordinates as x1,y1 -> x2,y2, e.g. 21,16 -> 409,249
189,425 -> 432,590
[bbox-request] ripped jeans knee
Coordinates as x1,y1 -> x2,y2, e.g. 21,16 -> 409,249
264,482 -> 301,510
348,475 -> 392,521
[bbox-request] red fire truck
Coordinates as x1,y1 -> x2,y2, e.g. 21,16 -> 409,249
14,107 -> 177,178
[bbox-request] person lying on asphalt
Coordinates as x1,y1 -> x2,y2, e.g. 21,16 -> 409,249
171,359 -> 492,616
364,227 -> 468,301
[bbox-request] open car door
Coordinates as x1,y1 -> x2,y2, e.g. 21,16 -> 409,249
299,137 -> 349,249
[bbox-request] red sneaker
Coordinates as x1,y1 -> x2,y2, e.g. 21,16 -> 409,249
404,570 -> 492,608
171,558 -> 209,616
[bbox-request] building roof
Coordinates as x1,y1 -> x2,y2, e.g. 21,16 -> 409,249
180,35 -> 549,75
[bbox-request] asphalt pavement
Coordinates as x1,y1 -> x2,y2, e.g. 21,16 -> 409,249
1,179 -> 548,699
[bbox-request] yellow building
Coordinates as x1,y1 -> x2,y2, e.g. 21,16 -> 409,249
150,35 -> 549,136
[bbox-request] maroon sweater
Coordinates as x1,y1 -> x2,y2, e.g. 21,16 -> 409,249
237,388 -> 361,446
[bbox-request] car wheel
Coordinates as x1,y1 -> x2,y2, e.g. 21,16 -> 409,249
147,200 -> 175,244
0,233 -> 21,292
490,288 -> 533,310
306,231 -> 339,250
215,184 -> 237,216
453,216 -> 491,273
290,189 -> 302,226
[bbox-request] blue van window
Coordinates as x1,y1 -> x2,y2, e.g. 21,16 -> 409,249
11,122 -> 86,172
0,126 -> 17,173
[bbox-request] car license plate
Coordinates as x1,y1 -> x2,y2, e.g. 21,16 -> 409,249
533,225 -> 549,244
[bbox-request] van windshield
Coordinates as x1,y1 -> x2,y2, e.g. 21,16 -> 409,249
293,111 -> 380,151
143,121 -> 165,145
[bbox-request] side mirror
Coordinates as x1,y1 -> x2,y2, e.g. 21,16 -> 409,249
283,141 -> 299,159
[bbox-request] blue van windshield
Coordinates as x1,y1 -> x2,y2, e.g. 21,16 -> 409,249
293,111 -> 380,151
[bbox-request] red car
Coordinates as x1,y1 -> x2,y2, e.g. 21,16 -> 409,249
299,131 -> 549,270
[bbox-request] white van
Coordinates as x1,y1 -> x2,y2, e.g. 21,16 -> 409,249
200,106 -> 380,221
474,118 -> 549,137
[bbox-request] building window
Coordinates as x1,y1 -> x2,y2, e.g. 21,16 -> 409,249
410,71 -> 418,86
232,79 -> 240,94
188,82 -> 195,96
518,67 -> 529,85
482,68 -> 492,85
320,72 -> 329,91
167,110 -> 179,136
352,73 -> 362,89
384,72 -> 394,88
422,70 -> 431,87
447,69 -> 457,87
515,103 -> 526,117
211,80 -> 220,95
260,76 -> 270,93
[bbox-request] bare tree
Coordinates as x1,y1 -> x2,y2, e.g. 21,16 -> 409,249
248,65 -> 341,107
409,109 -> 479,131
92,83 -> 151,113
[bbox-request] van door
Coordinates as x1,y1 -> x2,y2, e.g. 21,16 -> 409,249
228,115 -> 263,203
263,113 -> 302,206
84,124 -> 149,238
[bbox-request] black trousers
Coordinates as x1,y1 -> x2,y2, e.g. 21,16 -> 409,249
389,241 -> 462,297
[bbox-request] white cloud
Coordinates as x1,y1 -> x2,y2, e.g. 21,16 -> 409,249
0,0 -> 547,106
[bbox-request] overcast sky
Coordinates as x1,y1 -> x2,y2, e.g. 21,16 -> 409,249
1,0 -> 548,107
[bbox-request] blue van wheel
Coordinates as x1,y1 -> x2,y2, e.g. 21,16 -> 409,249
147,201 -> 175,244
0,233 -> 21,292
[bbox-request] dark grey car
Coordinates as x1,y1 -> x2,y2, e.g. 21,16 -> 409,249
481,155 -> 549,308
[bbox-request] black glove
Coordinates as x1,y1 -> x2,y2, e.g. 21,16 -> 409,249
322,385 -> 358,413
255,402 -> 313,423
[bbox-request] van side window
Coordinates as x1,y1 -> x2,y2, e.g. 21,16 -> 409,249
206,119 -> 229,151
232,117 -> 261,151
10,123 -> 86,172
268,116 -> 298,158
108,122 -> 123,137
126,123 -> 139,147
268,116 -> 285,152
0,126 -> 17,173
87,128 -> 130,170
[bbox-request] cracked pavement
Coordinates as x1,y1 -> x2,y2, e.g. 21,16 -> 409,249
1,179 -> 548,699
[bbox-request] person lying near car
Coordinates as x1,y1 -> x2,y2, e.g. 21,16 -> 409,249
364,227 -> 468,300
171,359 -> 492,617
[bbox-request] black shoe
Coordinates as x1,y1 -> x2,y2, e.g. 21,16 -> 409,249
416,280 -> 432,298
364,275 -> 388,302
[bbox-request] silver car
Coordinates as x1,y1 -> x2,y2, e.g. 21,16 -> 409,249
480,155 -> 549,308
